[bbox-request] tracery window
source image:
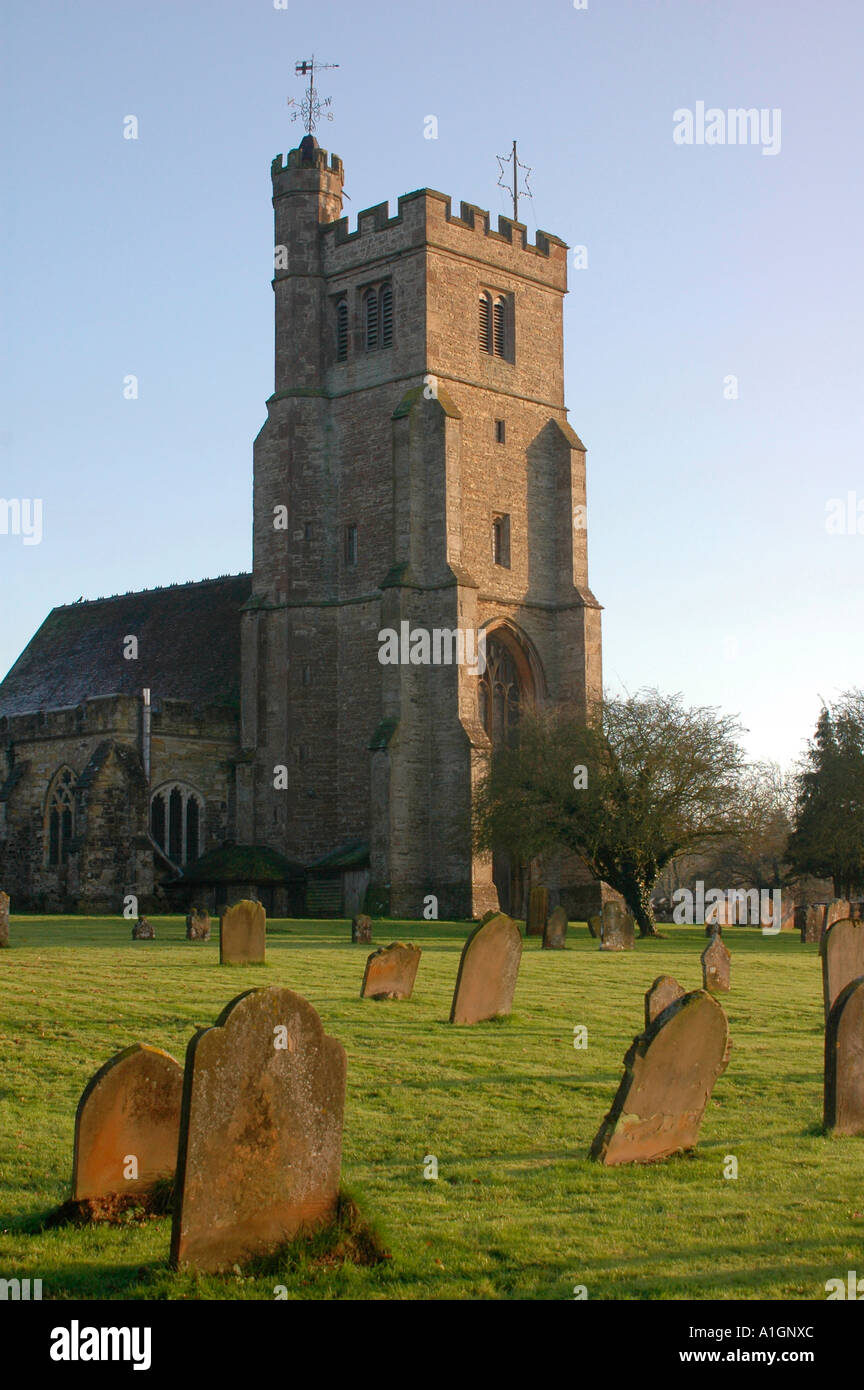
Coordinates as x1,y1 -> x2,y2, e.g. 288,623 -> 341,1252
150,782 -> 204,866
46,766 -> 77,866
479,635 -> 523,747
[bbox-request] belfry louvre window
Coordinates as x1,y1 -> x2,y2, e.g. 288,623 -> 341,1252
380,283 -> 393,347
364,283 -> 393,351
344,523 -> 358,566
480,290 -> 510,358
364,289 -> 379,350
479,292 -> 493,353
335,298 -> 348,361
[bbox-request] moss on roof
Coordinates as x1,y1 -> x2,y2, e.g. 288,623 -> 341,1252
179,843 -> 306,884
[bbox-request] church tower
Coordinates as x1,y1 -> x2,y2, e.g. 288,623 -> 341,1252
240,135 -> 603,919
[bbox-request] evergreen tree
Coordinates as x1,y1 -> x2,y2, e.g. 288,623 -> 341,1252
786,692 -> 864,898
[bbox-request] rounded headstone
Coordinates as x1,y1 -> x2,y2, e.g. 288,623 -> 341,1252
72,1044 -> 183,1200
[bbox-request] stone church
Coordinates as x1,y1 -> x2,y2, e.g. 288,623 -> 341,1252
0,135 -> 603,920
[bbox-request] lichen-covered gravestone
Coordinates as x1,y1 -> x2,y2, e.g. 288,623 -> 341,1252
590,989 -> 731,1165
171,986 -> 347,1272
600,901 -> 635,951
352,914 -> 373,944
701,933 -> 731,993
644,975 -> 685,1029
186,908 -> 211,941
526,886 -> 549,937
0,890 -> 9,948
219,899 -> 265,964
543,905 -> 568,950
824,977 -> 864,1136
796,905 -> 825,944
72,1044 -> 183,1200
131,916 -> 155,940
820,917 -> 864,1021
361,943 -> 422,1000
450,913 -> 523,1024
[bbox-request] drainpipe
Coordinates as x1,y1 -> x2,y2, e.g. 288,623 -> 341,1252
142,688 -> 151,784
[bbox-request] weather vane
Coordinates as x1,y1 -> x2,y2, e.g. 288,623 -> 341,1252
287,55 -> 339,134
496,140 -> 532,222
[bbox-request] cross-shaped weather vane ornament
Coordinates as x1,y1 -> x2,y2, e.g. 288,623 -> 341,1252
496,140 -> 532,222
287,55 -> 339,134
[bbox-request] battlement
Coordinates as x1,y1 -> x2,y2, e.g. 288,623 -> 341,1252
322,187 -> 567,258
271,148 -> 344,185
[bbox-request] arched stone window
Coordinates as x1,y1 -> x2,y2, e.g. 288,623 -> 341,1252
479,291 -> 511,358
45,766 -> 77,866
150,781 -> 204,866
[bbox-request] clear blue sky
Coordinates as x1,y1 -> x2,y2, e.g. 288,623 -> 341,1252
2,0 -> 862,768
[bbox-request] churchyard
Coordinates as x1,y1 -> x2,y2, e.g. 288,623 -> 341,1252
0,913 -> 861,1300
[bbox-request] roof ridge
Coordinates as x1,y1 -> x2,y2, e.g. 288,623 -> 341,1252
52,572 -> 252,612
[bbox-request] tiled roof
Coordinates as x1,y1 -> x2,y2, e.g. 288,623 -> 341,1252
0,574 -> 252,718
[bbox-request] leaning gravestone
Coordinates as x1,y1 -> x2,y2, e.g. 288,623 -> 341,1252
796,905 -> 825,944
450,913 -> 522,1024
600,901 -> 635,951
171,986 -> 347,1272
526,886 -> 548,937
543,906 -> 568,950
352,914 -> 373,944
0,890 -> 9,948
821,917 -> 864,1021
701,933 -> 731,993
72,1044 -> 183,1200
590,990 -> 731,1165
220,899 -> 266,964
824,976 -> 864,1136
644,975 -> 685,1029
131,916 -> 155,940
186,908 -> 211,941
361,943 -> 422,1000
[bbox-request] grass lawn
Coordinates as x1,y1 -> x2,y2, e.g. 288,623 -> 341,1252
0,915 -> 860,1300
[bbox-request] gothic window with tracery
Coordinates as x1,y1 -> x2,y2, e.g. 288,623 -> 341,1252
479,635 -> 524,746
150,782 -> 204,866
46,766 -> 77,866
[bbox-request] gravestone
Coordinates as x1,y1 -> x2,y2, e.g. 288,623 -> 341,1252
450,913 -> 522,1024
824,976 -> 864,1136
644,975 -> 685,1029
704,897 -> 727,935
171,986 -> 347,1272
186,908 -> 211,941
131,916 -> 155,940
600,901 -> 635,951
361,943 -> 422,1000
821,917 -> 864,1021
479,909 -> 498,926
796,904 -> 825,944
219,899 -> 266,964
351,914 -> 373,945
824,900 -> 855,937
526,886 -> 548,937
701,933 -> 731,993
0,890 -> 9,948
777,893 -> 797,932
587,913 -> 602,940
543,906 -> 568,950
72,1044 -> 183,1200
590,990 -> 731,1165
